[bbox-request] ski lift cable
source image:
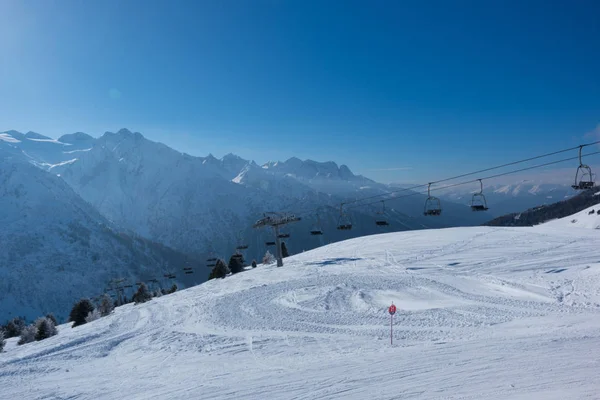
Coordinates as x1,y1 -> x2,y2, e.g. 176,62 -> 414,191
341,140 -> 600,208
277,140 -> 600,219
344,150 -> 600,211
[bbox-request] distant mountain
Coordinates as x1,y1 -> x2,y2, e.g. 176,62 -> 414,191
2,127 -> 493,265
51,129 -> 491,262
58,131 -> 95,147
0,153 -> 198,323
484,187 -> 600,227
0,130 -> 96,169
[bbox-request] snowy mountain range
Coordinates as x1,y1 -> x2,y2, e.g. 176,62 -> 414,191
1,127 -> 579,321
0,149 -> 198,323
42,129 -> 493,259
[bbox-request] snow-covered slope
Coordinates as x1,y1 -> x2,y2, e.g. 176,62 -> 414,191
0,156 -> 197,323
543,202 -> 600,229
54,129 -> 491,261
1,222 -> 599,399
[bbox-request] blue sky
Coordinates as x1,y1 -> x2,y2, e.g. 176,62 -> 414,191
1,0 -> 599,183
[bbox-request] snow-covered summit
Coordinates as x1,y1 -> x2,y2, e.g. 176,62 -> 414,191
0,129 -> 95,168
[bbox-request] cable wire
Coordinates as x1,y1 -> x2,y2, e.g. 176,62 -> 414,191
275,140 -> 600,219
345,150 -> 600,211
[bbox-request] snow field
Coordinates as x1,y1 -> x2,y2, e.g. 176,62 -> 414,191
2,225 -> 600,399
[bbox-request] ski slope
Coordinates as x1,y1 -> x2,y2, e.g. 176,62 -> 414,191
543,203 -> 600,230
2,222 -> 600,399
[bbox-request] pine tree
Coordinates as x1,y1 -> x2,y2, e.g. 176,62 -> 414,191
98,294 -> 114,317
18,324 -> 37,345
45,313 -> 58,327
251,260 -> 257,268
85,309 -> 101,323
0,329 -> 5,352
69,299 -> 95,328
262,250 -> 275,264
133,283 -> 152,304
5,317 -> 26,338
209,258 -> 229,279
35,317 -> 58,341
281,241 -> 290,258
228,253 -> 244,274
167,284 -> 177,294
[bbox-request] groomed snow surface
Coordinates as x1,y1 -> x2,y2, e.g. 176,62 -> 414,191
2,223 -> 600,399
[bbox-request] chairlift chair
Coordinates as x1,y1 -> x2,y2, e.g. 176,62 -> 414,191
470,179 -> 489,211
424,183 -> 442,216
277,233 -> 290,239
236,229 -> 249,250
309,212 -> 324,235
265,241 -> 276,246
572,145 -> 595,190
375,200 -> 390,226
337,203 -> 353,230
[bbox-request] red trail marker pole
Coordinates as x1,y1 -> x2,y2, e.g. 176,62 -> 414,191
388,303 -> 396,346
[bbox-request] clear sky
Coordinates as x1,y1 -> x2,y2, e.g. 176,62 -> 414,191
1,0 -> 599,183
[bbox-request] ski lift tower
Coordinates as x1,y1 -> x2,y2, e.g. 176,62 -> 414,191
253,212 -> 301,267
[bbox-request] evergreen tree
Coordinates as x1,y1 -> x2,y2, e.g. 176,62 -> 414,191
5,317 -> 26,338
98,294 -> 115,317
18,324 -> 37,345
251,260 -> 257,268
262,250 -> 275,264
0,329 -> 5,352
167,284 -> 178,294
209,258 -> 229,279
45,313 -> 58,327
85,309 -> 101,323
35,317 -> 58,341
133,283 -> 152,304
228,253 -> 244,274
281,241 -> 290,258
69,298 -> 95,328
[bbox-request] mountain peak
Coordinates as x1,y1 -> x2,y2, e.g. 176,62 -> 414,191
24,131 -> 51,140
1,130 -> 25,140
222,152 -> 243,160
102,128 -> 144,140
58,132 -> 94,144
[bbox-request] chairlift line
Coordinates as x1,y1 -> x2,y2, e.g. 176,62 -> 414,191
344,149 -> 600,213
255,145 -> 600,234
276,140 -> 600,221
